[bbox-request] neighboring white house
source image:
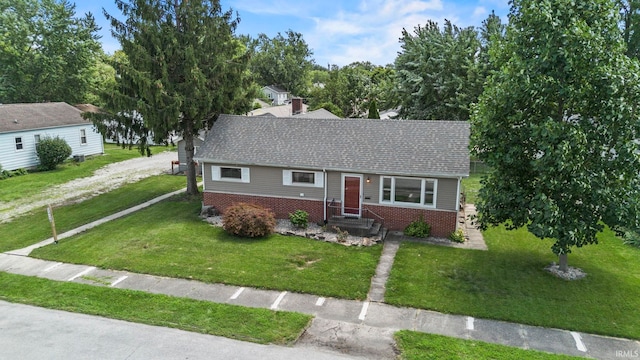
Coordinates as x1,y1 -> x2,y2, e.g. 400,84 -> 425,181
0,102 -> 104,171
261,85 -> 289,105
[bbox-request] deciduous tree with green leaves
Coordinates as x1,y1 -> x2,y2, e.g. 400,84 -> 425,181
471,0 -> 640,271
0,0 -> 102,104
248,30 -> 314,97
95,0 -> 254,195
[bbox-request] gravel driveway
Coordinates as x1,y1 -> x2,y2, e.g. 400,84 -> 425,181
0,151 -> 179,223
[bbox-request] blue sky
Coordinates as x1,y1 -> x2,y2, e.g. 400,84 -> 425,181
78,0 -> 509,67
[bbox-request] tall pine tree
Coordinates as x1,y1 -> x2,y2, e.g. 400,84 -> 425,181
95,0 -> 253,195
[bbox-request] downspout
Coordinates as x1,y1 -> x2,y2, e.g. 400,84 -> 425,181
201,162 -> 206,191
323,168 -> 328,223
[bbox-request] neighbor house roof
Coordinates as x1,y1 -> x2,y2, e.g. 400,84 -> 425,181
292,108 -> 340,119
262,85 -> 288,94
0,102 -> 91,134
195,114 -> 470,177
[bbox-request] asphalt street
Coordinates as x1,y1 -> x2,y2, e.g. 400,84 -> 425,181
0,301 -> 362,360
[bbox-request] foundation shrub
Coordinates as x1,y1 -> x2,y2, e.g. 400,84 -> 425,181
222,203 -> 276,238
404,215 -> 431,238
289,210 -> 309,229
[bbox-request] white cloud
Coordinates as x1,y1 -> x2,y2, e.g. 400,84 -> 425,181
472,6 -> 487,18
307,0 -> 450,66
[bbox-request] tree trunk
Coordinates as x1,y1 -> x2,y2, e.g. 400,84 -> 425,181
184,122 -> 199,195
558,253 -> 568,272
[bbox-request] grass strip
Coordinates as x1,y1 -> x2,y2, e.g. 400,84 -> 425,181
31,196 -> 382,300
386,225 -> 640,340
0,272 -> 311,345
394,331 -> 583,360
0,175 -> 187,252
0,144 -> 173,202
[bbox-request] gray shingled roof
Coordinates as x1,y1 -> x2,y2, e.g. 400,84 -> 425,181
195,114 -> 470,177
0,102 -> 91,133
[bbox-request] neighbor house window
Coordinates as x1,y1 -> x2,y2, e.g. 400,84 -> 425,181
212,165 -> 250,183
282,170 -> 324,187
15,137 -> 23,151
80,129 -> 87,145
380,176 -> 437,207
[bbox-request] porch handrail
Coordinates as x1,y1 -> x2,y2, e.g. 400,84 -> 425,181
326,201 -> 386,239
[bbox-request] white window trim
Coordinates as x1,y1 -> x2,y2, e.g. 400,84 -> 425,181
212,165 -> 250,183
379,176 -> 437,208
282,169 -> 324,188
15,136 -> 23,151
34,134 -> 40,153
80,129 -> 87,145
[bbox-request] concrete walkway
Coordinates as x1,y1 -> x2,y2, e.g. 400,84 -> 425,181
2,196 -> 639,359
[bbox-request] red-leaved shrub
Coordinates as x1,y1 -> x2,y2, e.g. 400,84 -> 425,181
222,203 -> 276,238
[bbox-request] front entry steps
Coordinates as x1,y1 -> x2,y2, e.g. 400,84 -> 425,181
327,216 -> 384,237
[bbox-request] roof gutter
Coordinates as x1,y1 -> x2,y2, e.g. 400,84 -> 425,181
191,158 -> 470,179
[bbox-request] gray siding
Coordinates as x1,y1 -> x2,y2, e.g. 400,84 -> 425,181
435,177 -> 459,211
204,164 -> 324,199
203,164 -> 461,212
178,137 -> 204,172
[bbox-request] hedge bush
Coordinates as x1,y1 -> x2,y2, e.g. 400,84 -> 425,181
404,216 -> 431,238
36,136 -> 72,170
222,203 -> 276,238
289,210 -> 309,229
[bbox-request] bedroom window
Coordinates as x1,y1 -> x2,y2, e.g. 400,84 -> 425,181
380,176 -> 437,207
80,129 -> 87,145
212,165 -> 250,183
15,137 -> 23,151
282,170 -> 324,187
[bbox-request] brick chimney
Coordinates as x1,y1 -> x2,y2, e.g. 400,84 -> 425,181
292,97 -> 303,115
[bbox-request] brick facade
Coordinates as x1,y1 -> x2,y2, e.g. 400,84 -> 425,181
204,192 -> 458,238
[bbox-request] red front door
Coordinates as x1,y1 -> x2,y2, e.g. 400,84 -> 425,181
343,176 -> 361,216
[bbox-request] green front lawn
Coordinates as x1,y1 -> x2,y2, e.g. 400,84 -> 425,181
395,331 -> 583,360
0,175 -> 187,252
0,143 -> 174,202
0,272 -> 310,345
30,195 -> 382,300
385,225 -> 640,339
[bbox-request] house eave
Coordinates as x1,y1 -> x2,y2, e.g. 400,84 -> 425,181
0,122 -> 94,135
193,157 -> 469,179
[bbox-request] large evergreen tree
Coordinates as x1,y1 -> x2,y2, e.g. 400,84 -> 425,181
97,0 -> 254,195
394,20 -> 481,121
471,0 -> 640,271
0,0 -> 101,104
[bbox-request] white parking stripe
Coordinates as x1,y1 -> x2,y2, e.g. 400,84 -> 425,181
110,276 -> 128,287
68,267 -> 96,281
230,287 -> 245,300
358,301 -> 370,321
466,316 -> 475,330
270,292 -> 287,310
315,297 -> 326,306
43,262 -> 62,272
570,332 -> 587,352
